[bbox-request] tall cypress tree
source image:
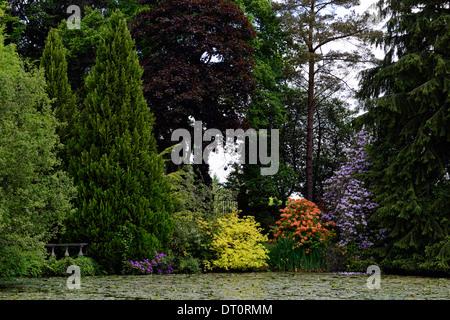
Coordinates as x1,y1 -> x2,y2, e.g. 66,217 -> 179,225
357,0 -> 450,274
41,29 -> 73,112
40,28 -> 77,168
65,10 -> 174,273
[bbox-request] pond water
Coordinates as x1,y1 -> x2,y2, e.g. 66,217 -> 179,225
0,272 -> 448,300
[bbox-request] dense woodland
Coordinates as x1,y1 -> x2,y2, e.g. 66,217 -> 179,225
0,0 -> 449,277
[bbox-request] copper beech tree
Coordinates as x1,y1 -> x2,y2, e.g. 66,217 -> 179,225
130,0 -> 257,181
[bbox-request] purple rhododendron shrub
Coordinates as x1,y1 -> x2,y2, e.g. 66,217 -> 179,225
322,130 -> 386,250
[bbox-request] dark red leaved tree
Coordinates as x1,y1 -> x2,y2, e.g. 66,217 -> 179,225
130,0 -> 256,181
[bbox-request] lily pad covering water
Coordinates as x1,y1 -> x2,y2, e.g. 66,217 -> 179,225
1,273 -> 449,300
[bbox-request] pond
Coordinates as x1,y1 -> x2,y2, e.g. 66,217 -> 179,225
0,272 -> 449,300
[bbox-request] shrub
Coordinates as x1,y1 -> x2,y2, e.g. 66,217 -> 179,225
203,210 -> 269,271
270,198 -> 335,248
130,251 -> 173,275
321,130 -> 382,249
170,210 -> 212,268
43,256 -> 105,276
177,256 -> 202,274
269,198 -> 335,271
0,245 -> 47,279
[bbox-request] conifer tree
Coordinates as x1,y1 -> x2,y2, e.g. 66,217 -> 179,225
357,0 -> 450,274
274,0 -> 378,200
40,28 -> 77,167
65,10 -> 174,273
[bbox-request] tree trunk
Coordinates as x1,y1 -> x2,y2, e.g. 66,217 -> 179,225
305,0 -> 315,201
306,58 -> 315,201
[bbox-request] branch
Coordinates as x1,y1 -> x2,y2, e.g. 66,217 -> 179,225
322,70 -> 354,92
313,28 -> 368,51
315,1 -> 339,14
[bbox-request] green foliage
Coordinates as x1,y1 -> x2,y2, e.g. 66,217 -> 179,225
231,0 -> 291,130
40,28 -> 75,120
166,165 -> 216,270
40,28 -> 77,170
64,11 -> 174,274
0,30 -> 76,279
43,256 -> 106,276
0,1 -> 24,42
169,165 -> 214,219
106,0 -> 145,21
0,245 -> 46,279
268,238 -> 325,272
170,210 -> 213,270
228,163 -> 290,232
176,256 -> 202,274
57,7 -> 107,93
202,210 -> 269,271
357,0 -> 450,274
3,0 -> 110,64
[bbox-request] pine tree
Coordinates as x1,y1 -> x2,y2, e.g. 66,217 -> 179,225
274,0 -> 378,200
357,0 -> 450,274
65,10 -> 174,273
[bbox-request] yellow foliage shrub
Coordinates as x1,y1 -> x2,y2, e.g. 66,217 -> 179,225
205,210 -> 269,271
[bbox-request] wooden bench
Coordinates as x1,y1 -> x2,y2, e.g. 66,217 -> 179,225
45,243 -> 89,258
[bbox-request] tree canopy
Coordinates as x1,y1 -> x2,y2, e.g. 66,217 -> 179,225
130,0 -> 257,160
0,29 -> 76,277
357,0 -> 450,273
64,11 -> 174,274
0,0 -> 448,276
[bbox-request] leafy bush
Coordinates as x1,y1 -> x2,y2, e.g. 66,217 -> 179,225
177,256 -> 202,274
43,256 -> 105,276
166,165 -> 220,273
0,25 -> 76,281
170,210 -> 212,268
130,251 -> 173,275
323,243 -> 376,272
270,198 -> 335,249
202,210 -> 269,271
269,198 -> 335,271
321,130 -> 383,249
0,245 -> 47,279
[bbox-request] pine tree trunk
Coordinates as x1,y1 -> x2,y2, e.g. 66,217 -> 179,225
305,0 -> 315,201
306,58 -> 315,201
